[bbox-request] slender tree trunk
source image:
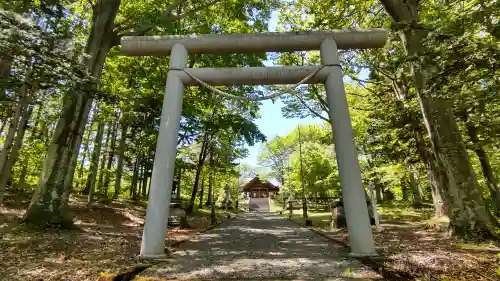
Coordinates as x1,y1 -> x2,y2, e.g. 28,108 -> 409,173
17,103 -> 45,191
130,152 -> 140,200
76,122 -> 92,190
188,132 -> 210,212
210,168 -> 216,225
380,0 -> 498,237
0,76 -> 32,204
405,163 -> 423,207
81,113 -> 97,194
97,123 -> 111,194
401,178 -> 409,202
147,164 -> 152,198
87,122 -> 105,205
137,157 -> 144,197
414,127 -> 447,217
375,180 -> 382,203
205,154 -> 214,206
174,166 -> 182,199
23,0 -> 121,226
0,117 -> 7,139
198,173 -> 205,209
0,104 -> 32,204
0,84 -> 26,175
17,161 -> 28,190
65,100 -> 93,194
103,114 -> 119,196
113,123 -> 128,199
466,123 -> 500,213
141,156 -> 149,197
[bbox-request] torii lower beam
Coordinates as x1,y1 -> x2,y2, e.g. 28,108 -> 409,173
127,29 -> 387,260
178,66 -> 330,85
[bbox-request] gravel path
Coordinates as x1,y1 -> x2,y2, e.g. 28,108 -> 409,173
141,212 -> 381,280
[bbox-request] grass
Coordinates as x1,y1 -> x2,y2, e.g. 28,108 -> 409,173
377,204 -> 433,221
269,199 -> 284,212
288,212 -> 332,229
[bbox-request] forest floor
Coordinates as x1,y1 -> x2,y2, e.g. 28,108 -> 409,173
284,204 -> 500,281
0,192 -> 234,281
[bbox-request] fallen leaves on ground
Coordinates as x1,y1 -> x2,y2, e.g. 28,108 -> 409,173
319,218 -> 500,281
0,193 -> 221,281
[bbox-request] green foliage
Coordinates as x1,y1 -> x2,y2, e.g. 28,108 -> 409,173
259,124 -> 339,199
274,0 -> 500,220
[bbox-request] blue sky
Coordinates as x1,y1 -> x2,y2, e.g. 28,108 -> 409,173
240,11 -> 324,166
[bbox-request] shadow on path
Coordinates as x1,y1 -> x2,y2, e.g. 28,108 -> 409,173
141,213 -> 381,280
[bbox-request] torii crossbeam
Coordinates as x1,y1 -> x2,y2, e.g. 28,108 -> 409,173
121,29 -> 388,259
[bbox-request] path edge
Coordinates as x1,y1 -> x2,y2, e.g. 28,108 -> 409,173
280,215 -> 416,281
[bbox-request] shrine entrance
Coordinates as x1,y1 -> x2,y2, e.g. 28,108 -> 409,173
121,29 -> 388,259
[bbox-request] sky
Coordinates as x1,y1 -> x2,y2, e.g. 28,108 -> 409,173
240,10 -> 370,168
240,11 -> 324,167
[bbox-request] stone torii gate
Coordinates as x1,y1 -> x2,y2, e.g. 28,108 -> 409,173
121,29 -> 388,259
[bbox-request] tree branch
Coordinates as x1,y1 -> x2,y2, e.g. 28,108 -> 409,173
311,86 -> 328,111
295,94 -> 329,122
170,0 -> 221,20
116,0 -> 221,45
351,105 -> 372,111
163,0 -> 186,18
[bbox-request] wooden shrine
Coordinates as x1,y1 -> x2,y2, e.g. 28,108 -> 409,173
242,176 -> 279,198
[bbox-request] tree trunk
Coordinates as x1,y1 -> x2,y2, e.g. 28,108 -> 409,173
141,156 -> 149,197
205,164 -> 213,206
405,163 -> 423,207
147,164 -> 152,197
130,152 -> 140,200
76,122 -> 92,191
414,127 -> 447,217
210,169 -> 216,225
113,123 -> 128,199
97,123 -> 111,194
177,167 -> 183,199
81,113 -> 97,195
380,0 -> 498,237
375,180 -> 382,203
17,103 -> 45,191
23,0 -> 121,226
65,100 -> 93,194
17,160 -> 29,190
137,156 -> 144,198
198,173 -> 205,209
0,117 -> 7,139
0,104 -> 32,204
401,178 -> 409,202
87,121 -> 105,205
103,114 -> 119,196
466,123 -> 500,213
188,132 -> 210,212
0,84 -> 27,175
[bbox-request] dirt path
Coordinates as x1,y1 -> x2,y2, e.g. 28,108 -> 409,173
141,212 -> 380,280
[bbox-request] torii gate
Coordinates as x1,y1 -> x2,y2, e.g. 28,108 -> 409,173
121,29 -> 388,259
